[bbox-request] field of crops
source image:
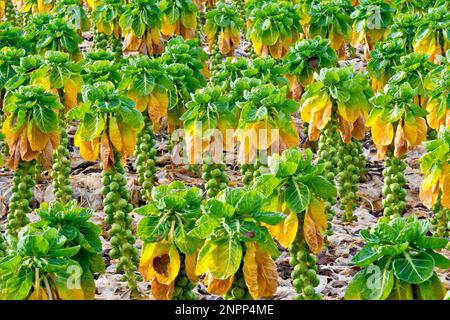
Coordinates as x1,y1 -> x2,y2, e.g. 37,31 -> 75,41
0,0 -> 449,301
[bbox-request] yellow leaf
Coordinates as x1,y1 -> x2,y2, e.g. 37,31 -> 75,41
185,253 -> 199,284
108,116 -> 123,152
250,34 -> 263,56
150,27 -> 160,45
2,115 -> 23,147
439,168 -> 450,209
308,123 -> 321,141
312,98 -> 332,130
203,273 -> 234,296
129,91 -> 150,113
123,32 -> 142,52
63,78 -> 80,110
337,102 -> 360,123
139,241 -> 180,285
268,40 -> 283,60
371,119 -> 393,148
279,124 -> 300,151
303,197 -> 327,254
300,94 -> 329,124
119,124 -> 137,157
265,211 -> 298,248
31,75 -> 51,91
243,242 -> 278,299
161,16 -> 177,36
27,122 -> 50,152
75,130 -> 99,162
218,30 -> 231,55
419,183 -> 439,209
100,131 -> 113,170
151,278 -> 174,300
148,92 -> 168,132
425,99 -> 441,130
393,123 -> 407,158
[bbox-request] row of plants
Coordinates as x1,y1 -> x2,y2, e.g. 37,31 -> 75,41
1,147 -> 448,300
0,0 -> 448,302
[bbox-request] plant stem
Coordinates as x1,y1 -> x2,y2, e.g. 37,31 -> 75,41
52,124 -> 73,204
382,152 -> 407,219
7,160 -> 37,237
289,223 -> 321,300
337,140 -> 361,222
102,152 -> 138,291
135,116 -> 157,203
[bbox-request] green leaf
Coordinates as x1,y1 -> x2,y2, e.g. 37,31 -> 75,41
414,236 -> 449,250
204,199 -> 234,218
196,238 -> 242,280
415,273 -> 447,300
32,107 -> 58,133
2,269 -> 33,300
134,203 -> 159,216
250,211 -> 286,225
284,180 -> 311,213
393,252 -> 435,284
49,245 -> 81,258
426,251 -> 450,269
345,265 -> 394,300
305,176 -> 337,199
188,215 -> 220,239
386,279 -> 413,300
235,190 -> 265,214
174,226 -> 201,255
137,216 -> 168,243
351,246 -> 380,267
252,174 -> 281,196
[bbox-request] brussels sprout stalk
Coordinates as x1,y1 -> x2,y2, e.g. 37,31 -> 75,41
135,117 -> 157,203
290,225 -> 321,300
102,151 -> 139,291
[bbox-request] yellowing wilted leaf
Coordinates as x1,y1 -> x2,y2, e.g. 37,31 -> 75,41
243,242 -> 278,299
185,253 -> 199,284
151,278 -> 174,300
108,116 -> 123,152
63,78 -> 80,110
303,197 -> 327,254
204,273 -> 234,296
265,211 -> 298,248
139,242 -> 181,285
371,119 -> 393,148
27,122 -> 50,152
393,123 -> 407,158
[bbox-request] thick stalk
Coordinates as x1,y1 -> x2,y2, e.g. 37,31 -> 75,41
431,193 -> 450,238
203,155 -> 228,198
290,223 -> 321,300
382,152 -> 407,218
240,160 -> 266,186
19,11 -> 31,27
337,140 -> 361,222
233,0 -> 246,33
135,117 -> 157,203
102,153 -> 138,290
93,30 -> 108,50
7,160 -> 37,236
316,122 -> 339,233
52,125 -> 72,204
172,254 -> 197,300
107,34 -> 122,62
3,0 -> 17,26
210,40 -> 224,78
